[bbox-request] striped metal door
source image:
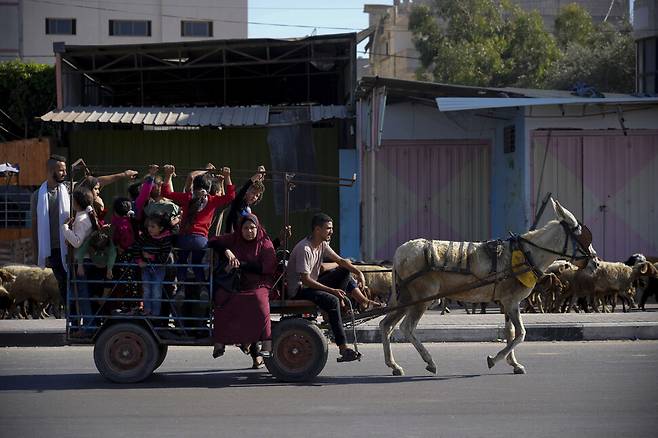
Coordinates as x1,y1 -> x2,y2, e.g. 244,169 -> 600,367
532,130 -> 658,261
364,139 -> 490,261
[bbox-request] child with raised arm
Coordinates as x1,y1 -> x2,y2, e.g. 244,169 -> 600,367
161,164 -> 235,304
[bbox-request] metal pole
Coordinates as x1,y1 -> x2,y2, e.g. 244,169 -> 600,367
281,173 -> 293,305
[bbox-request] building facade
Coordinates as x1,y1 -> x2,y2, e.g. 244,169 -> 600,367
357,77 -> 658,262
0,0 -> 247,64
363,0 -> 630,81
635,0 -> 658,95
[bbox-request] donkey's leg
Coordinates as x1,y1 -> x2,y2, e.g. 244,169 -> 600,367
399,304 -> 436,374
379,309 -> 407,376
503,314 -> 525,374
487,302 -> 527,374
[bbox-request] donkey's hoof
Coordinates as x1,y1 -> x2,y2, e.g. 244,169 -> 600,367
486,356 -> 495,369
392,368 -> 405,376
425,363 -> 437,374
513,366 -> 526,375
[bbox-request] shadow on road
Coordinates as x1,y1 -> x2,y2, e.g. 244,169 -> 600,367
0,370 -> 494,391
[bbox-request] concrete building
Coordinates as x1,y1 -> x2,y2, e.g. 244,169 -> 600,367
634,0 -> 658,95
363,0 -> 630,81
0,0 -> 247,64
357,77 -> 658,262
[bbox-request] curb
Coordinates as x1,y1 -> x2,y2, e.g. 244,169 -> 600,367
349,322 -> 658,343
0,331 -> 67,347
3,323 -> 658,347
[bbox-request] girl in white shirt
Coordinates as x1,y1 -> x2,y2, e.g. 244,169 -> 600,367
62,187 -> 98,333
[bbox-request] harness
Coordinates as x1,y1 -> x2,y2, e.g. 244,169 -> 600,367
352,221 -> 594,325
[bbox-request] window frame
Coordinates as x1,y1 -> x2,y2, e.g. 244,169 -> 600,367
637,36 -> 658,95
109,19 -> 152,37
180,20 -> 213,38
45,18 -> 76,35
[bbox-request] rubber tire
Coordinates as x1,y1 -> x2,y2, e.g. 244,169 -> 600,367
264,318 -> 328,382
93,323 -> 159,383
153,344 -> 169,372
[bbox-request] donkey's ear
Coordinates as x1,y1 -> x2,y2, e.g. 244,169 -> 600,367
551,197 -> 562,219
552,199 -> 578,227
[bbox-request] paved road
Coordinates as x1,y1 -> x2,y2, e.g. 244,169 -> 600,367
1,342 -> 657,438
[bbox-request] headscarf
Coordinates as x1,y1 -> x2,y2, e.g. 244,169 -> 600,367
236,213 -> 265,243
209,213 -> 276,288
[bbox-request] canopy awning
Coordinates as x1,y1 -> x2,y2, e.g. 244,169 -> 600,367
39,105 -> 352,127
435,96 -> 658,112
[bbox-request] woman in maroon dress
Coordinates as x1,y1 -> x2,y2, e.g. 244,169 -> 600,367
208,214 -> 276,367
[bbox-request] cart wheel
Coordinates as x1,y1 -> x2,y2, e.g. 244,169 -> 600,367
93,323 -> 158,383
265,318 -> 328,382
153,344 -> 169,372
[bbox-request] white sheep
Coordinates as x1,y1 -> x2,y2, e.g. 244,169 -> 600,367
354,264 -> 393,305
1,265 -> 62,319
525,273 -> 566,313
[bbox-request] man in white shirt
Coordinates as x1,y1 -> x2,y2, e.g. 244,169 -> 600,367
287,213 -> 365,362
31,155 -> 69,306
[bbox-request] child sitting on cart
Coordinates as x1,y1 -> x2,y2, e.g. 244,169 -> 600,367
130,213 -> 174,316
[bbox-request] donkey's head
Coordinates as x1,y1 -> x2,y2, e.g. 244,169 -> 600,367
550,198 -> 596,268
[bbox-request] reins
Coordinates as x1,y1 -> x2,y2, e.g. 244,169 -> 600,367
348,221 -> 594,326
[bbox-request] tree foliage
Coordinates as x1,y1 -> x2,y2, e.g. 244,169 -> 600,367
408,0 -> 633,93
546,6 -> 634,93
0,60 -> 55,140
409,0 -> 559,88
554,3 -> 596,49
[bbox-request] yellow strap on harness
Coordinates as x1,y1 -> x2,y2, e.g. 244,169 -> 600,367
511,250 -> 538,288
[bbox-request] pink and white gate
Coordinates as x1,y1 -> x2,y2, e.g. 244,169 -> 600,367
532,130 -> 658,261
361,139 -> 491,261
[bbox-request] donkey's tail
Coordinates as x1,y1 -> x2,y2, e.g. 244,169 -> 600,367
388,252 -> 402,307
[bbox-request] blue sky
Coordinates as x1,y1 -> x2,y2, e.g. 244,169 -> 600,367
248,0 -> 391,39
248,1 -> 392,58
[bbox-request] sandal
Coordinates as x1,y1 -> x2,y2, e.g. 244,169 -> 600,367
238,344 -> 251,355
337,348 -> 362,363
212,343 -> 225,359
251,356 -> 265,369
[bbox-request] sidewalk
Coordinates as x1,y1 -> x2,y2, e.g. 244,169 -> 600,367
2,307 -> 657,347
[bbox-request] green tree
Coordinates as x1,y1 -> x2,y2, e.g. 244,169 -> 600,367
546,21 -> 634,93
408,0 -> 559,88
554,3 -> 595,49
546,4 -> 634,94
0,60 -> 56,140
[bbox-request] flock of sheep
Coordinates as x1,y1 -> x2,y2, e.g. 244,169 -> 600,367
357,256 -> 658,314
0,265 -> 62,319
1,255 -> 657,320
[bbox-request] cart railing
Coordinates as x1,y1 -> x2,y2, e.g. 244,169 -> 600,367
66,247 -> 214,342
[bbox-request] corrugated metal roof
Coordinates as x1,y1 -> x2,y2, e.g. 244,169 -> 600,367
310,105 -> 349,121
40,105 -> 353,126
436,97 -> 658,112
40,106 -> 271,127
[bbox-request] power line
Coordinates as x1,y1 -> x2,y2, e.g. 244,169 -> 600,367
22,0 -> 651,35
25,0 -> 365,31
55,0 -> 364,10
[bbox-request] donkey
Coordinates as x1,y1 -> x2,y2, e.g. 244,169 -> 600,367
380,199 -> 595,376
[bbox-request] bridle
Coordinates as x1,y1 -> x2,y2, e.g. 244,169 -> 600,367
516,220 -> 594,265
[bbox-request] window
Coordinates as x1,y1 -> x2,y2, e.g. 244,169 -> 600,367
504,125 -> 516,154
181,20 -> 213,37
637,37 -> 657,95
45,18 -> 76,35
109,20 -> 152,37
0,185 -> 34,229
